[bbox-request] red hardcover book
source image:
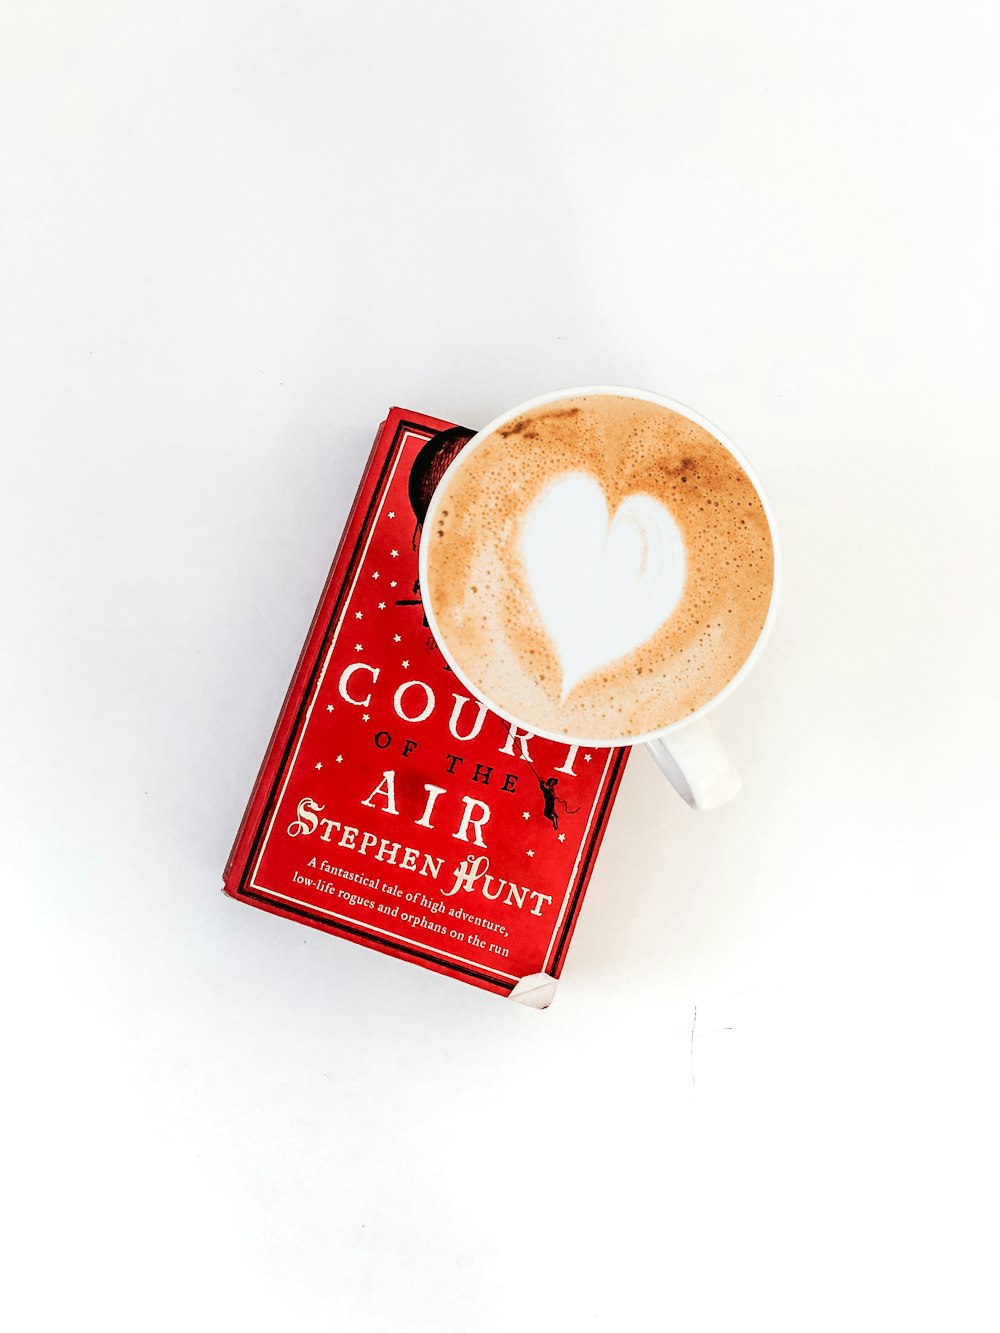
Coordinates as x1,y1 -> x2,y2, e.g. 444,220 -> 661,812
224,408 -> 629,1006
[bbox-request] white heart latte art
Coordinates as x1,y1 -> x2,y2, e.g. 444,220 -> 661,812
519,472 -> 687,700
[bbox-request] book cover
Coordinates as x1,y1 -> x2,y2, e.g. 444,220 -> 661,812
224,408 -> 629,1006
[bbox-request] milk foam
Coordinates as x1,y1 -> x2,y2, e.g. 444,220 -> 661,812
519,472 -> 686,700
423,393 -> 775,742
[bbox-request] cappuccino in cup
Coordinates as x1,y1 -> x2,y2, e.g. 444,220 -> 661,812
420,389 -> 776,749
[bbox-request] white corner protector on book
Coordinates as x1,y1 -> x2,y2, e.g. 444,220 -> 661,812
508,973 -> 559,1009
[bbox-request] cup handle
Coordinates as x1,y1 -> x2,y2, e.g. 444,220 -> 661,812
645,716 -> 742,811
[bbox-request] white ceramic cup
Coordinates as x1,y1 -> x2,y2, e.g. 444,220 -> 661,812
418,386 -> 781,811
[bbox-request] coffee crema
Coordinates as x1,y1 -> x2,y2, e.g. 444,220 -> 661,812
424,394 -> 775,742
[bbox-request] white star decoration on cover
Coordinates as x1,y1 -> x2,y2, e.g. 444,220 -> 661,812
315,762 -> 322,770
522,812 -> 530,820
526,850 -> 535,858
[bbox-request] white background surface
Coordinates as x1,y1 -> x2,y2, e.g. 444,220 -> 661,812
2,3 -> 998,1329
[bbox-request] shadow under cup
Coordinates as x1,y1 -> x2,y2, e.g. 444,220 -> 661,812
418,387 -> 778,762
